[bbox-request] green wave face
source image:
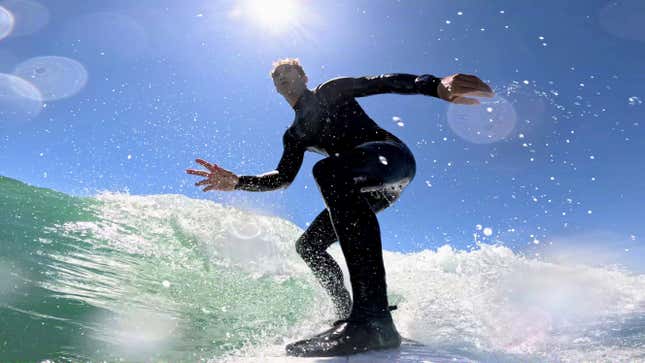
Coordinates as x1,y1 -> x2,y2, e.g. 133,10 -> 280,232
0,177 -> 315,362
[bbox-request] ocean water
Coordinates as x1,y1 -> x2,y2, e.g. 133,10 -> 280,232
1,176 -> 644,362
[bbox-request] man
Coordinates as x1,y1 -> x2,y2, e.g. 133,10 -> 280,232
186,58 -> 493,356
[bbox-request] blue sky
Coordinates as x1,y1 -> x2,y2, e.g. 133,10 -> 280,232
1,0 -> 644,265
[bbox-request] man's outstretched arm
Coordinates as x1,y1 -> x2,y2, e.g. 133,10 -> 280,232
187,132 -> 305,193
321,73 -> 493,105
234,132 -> 305,192
320,73 -> 441,98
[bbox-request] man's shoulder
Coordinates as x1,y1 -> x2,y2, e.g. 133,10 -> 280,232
283,124 -> 306,146
314,77 -> 355,98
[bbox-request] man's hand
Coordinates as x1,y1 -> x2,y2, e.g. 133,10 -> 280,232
186,158 -> 239,192
437,74 -> 494,105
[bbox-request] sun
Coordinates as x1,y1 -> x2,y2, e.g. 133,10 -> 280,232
230,0 -> 302,34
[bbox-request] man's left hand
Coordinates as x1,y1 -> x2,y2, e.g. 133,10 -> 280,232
437,74 -> 494,105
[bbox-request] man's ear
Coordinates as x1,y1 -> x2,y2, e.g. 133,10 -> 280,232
303,75 -> 309,84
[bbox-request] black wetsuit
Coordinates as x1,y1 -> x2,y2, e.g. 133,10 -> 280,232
235,73 -> 441,322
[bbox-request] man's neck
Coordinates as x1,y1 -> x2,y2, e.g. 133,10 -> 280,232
285,88 -> 308,108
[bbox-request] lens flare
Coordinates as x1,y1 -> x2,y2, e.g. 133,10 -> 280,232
447,94 -> 517,144
14,56 -> 88,101
599,0 -> 645,43
0,0 -> 49,37
0,5 -> 14,40
0,72 -> 42,124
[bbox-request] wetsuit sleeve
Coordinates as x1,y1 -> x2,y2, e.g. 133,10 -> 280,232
321,74 -> 442,98
234,131 -> 305,192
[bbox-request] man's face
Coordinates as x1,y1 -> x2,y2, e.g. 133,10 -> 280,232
272,65 -> 306,95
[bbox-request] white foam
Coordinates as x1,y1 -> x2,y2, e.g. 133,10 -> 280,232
386,244 -> 645,359
60,193 -> 645,361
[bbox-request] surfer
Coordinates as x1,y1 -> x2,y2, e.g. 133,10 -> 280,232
186,58 -> 493,357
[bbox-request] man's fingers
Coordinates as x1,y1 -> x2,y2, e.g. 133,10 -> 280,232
455,74 -> 484,83
463,89 -> 495,98
196,158 -> 220,172
203,185 -> 214,192
453,75 -> 494,95
453,85 -> 495,98
186,169 -> 210,177
195,179 -> 211,186
459,82 -> 494,95
452,97 -> 480,105
455,74 -> 490,87
195,158 -> 213,169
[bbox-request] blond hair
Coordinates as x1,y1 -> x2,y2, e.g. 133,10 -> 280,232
270,58 -> 306,78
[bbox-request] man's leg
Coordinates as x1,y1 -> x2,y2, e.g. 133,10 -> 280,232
286,141 -> 414,357
295,209 -> 351,320
312,158 -> 390,320
313,142 -> 414,321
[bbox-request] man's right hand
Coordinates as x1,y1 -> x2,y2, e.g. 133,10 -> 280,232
186,158 -> 239,192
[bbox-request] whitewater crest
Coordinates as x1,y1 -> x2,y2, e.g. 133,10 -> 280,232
1,182 -> 644,362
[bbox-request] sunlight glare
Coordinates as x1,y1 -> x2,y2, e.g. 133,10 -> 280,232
232,0 -> 301,34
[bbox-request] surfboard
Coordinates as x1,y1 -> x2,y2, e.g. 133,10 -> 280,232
225,338 -> 473,362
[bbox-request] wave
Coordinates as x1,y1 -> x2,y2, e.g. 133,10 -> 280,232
1,176 -> 644,362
